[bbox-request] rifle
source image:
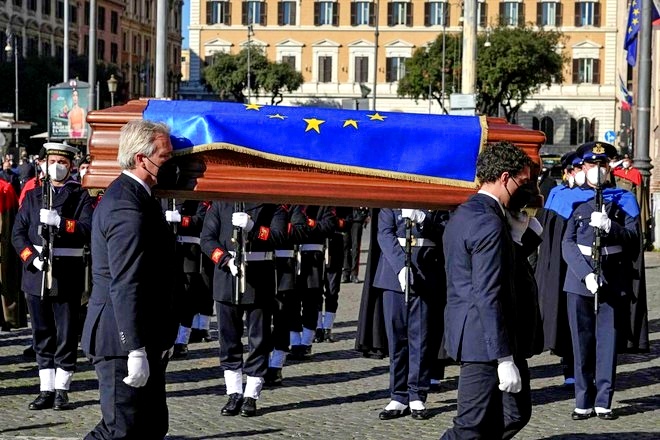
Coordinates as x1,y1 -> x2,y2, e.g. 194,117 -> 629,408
231,202 -> 247,304
404,217 -> 413,304
591,164 -> 604,314
39,166 -> 54,299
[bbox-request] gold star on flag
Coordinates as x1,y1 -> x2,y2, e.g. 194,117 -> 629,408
343,119 -> 358,129
303,118 -> 325,133
244,103 -> 263,111
634,8 -> 640,15
367,113 -> 387,121
633,18 -> 639,25
269,113 -> 287,120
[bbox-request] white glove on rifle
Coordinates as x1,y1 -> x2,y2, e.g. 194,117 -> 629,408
232,212 -> 254,232
506,210 -> 529,245
39,209 -> 61,227
401,209 -> 426,224
584,273 -> 600,295
32,257 -> 45,271
165,210 -> 181,223
123,347 -> 150,388
227,258 -> 239,276
589,206 -> 611,233
397,267 -> 413,292
497,355 -> 522,393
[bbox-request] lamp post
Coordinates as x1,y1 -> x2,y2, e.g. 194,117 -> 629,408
246,24 -> 254,103
5,29 -> 18,148
107,74 -> 118,107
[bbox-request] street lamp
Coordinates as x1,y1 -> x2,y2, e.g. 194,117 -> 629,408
5,29 -> 18,148
107,74 -> 118,107
246,24 -> 254,103
484,27 -> 492,48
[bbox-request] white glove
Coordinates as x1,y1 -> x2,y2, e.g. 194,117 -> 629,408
584,273 -> 600,295
165,210 -> 181,223
227,258 -> 239,276
39,209 -> 61,227
506,210 -> 529,245
232,212 -> 254,232
397,267 -> 413,292
401,209 -> 426,224
32,257 -> 45,271
497,356 -> 522,393
123,347 -> 150,388
589,206 -> 611,233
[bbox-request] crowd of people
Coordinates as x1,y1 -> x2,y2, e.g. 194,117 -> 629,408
0,121 -> 650,439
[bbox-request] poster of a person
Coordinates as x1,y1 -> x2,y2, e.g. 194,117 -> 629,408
48,82 -> 89,140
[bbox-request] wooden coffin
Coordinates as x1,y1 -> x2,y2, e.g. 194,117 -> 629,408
85,99 -> 545,209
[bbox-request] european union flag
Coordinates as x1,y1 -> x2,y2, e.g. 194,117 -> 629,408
624,0 -> 660,66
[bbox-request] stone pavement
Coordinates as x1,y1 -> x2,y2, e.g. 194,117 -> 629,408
0,246 -> 658,439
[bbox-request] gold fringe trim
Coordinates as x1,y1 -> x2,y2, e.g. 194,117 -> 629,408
174,139 -> 482,189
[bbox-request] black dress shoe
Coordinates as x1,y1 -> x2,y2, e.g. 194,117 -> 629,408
53,390 -> 72,410
323,329 -> 336,342
571,410 -> 594,420
313,328 -> 325,343
411,408 -> 429,420
240,397 -> 257,417
28,391 -> 55,410
264,367 -> 283,386
189,329 -> 213,343
378,407 -> 410,420
597,411 -> 617,420
221,393 -> 244,416
172,343 -> 189,359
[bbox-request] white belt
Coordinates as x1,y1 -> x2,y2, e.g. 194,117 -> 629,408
577,244 -> 623,256
397,237 -> 436,247
177,236 -> 201,245
275,250 -> 295,258
33,245 -> 84,257
300,244 -> 324,252
229,251 -> 274,261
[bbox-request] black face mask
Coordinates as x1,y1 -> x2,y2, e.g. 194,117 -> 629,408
508,182 -> 538,211
154,160 -> 180,189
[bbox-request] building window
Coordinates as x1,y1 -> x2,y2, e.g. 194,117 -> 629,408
537,2 -> 561,27
574,1 -> 600,27
44,0 -> 52,16
111,42 -> 118,63
84,2 -> 88,24
569,117 -> 596,145
207,1 -> 231,25
282,55 -> 296,69
388,2 -> 412,26
42,41 -> 51,56
425,1 -> 449,26
315,1 -> 338,26
28,0 -> 37,12
386,56 -> 407,82
27,37 -> 39,56
351,1 -> 373,26
70,5 -> 77,23
478,2 -> 488,27
354,56 -> 369,83
242,0 -> 266,25
540,116 -> 554,145
572,58 -> 600,84
318,55 -> 332,82
56,0 -> 64,19
97,39 -> 105,60
123,32 -> 127,51
14,0 -> 22,7
278,1 -> 296,25
111,11 -> 119,33
56,45 -> 64,60
499,2 -> 523,26
98,6 -> 106,30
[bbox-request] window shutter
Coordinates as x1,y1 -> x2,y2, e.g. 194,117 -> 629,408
314,2 -> 320,26
545,118 -> 555,144
291,2 -> 296,24
327,57 -> 333,82
206,1 -> 212,24
518,3 -> 525,26
574,2 -> 580,27
278,1 -> 283,25
556,3 -> 562,27
355,57 -> 362,82
369,3 -> 375,26
242,1 -> 248,25
406,2 -> 413,26
570,118 -> 577,145
351,2 -> 357,26
445,3 -> 451,26
319,56 -> 324,82
532,117 -> 539,130
592,59 -> 600,84
594,2 -> 600,27
387,2 -> 393,26
590,118 -> 597,142
499,2 -> 505,25
424,2 -> 430,26
386,57 -> 393,82
333,2 -> 339,26
479,3 -> 487,27
572,59 -> 579,83
227,2 -> 232,25
536,3 -> 542,26
260,3 -> 266,25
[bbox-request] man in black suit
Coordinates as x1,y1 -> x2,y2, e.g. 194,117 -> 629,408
441,142 -> 533,439
81,120 -> 180,439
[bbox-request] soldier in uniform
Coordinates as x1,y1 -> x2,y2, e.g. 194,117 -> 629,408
374,208 -> 446,420
342,207 -> 369,283
288,206 -> 337,359
201,201 -> 288,417
562,142 -> 640,421
12,142 -> 93,410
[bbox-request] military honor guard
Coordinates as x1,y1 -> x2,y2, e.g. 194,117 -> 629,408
81,120 -> 181,438
562,142 -> 641,421
374,208 -> 446,420
12,142 -> 93,410
441,142 -> 533,439
201,201 -> 288,417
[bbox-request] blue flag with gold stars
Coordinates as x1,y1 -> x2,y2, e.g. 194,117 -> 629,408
624,0 -> 659,66
143,100 -> 486,188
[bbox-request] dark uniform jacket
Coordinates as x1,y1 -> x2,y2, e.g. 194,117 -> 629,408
81,173 -> 180,357
443,193 -> 517,362
297,206 -> 337,289
12,179 -> 93,298
201,202 -> 288,305
275,205 -> 307,292
173,200 -> 209,274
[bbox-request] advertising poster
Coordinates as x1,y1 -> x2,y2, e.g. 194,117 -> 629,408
48,80 -> 90,140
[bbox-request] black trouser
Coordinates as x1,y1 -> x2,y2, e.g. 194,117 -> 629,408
272,290 -> 292,351
85,352 -> 169,440
26,293 -> 80,371
178,272 -> 213,328
343,222 -> 363,277
287,287 -> 323,332
441,359 -> 531,440
217,300 -> 272,377
322,271 -> 340,314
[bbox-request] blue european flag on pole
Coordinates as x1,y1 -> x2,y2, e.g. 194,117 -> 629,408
625,0 -> 660,66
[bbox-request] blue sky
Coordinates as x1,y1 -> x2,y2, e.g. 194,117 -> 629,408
182,2 -> 190,49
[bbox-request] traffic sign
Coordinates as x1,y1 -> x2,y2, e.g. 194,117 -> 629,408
604,130 -> 616,143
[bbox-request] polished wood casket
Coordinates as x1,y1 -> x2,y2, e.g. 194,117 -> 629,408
84,99 -> 545,209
